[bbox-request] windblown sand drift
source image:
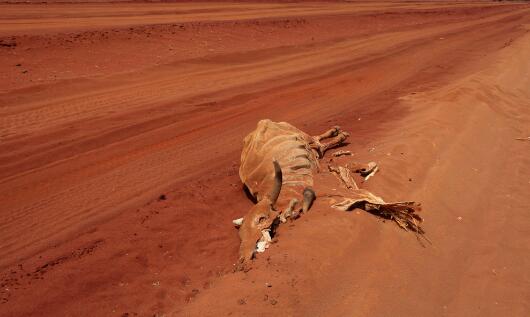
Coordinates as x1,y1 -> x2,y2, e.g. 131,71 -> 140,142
234,119 -> 424,268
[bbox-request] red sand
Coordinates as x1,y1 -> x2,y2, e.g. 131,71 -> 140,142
1,1 -> 529,316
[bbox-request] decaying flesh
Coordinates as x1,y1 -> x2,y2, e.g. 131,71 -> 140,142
234,119 -> 425,270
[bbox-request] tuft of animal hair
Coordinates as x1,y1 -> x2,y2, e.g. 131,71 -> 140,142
334,198 -> 427,244
371,201 -> 429,245
365,202 -> 424,232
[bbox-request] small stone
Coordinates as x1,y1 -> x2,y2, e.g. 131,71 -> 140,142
265,282 -> 272,288
457,216 -> 462,221
237,298 -> 246,305
270,299 -> 278,305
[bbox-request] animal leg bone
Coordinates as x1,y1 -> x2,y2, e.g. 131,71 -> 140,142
310,126 -> 343,158
318,132 -> 350,156
314,126 -> 341,142
280,198 -> 299,223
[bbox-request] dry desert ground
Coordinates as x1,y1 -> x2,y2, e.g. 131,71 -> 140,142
1,1 -> 530,316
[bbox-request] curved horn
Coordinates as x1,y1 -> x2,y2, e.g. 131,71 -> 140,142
269,159 -> 283,205
302,187 -> 316,212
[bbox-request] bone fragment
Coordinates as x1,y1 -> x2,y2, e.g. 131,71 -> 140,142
328,164 -> 359,190
232,217 -> 244,227
256,229 -> 272,253
332,150 -> 353,157
364,165 -> 379,181
280,198 -> 299,223
345,161 -> 379,180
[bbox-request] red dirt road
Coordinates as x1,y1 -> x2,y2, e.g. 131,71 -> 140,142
1,2 -> 529,316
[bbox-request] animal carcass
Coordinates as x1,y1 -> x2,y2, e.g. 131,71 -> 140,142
234,119 -> 424,270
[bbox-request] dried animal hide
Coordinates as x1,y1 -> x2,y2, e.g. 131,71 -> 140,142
234,119 -> 426,269
240,119 -> 320,211
327,163 -> 425,237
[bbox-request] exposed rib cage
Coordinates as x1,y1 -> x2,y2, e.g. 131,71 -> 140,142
240,120 -> 318,209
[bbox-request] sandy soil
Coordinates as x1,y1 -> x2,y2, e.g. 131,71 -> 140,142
1,1 -> 529,316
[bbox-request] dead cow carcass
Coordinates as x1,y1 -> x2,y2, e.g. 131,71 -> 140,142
234,119 -> 424,269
